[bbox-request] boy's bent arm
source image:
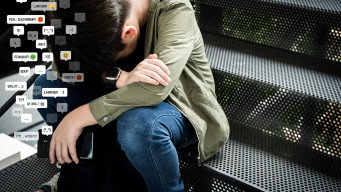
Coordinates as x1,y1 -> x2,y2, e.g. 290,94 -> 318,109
89,3 -> 195,127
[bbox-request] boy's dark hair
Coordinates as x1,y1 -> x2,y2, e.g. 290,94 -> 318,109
46,0 -> 131,89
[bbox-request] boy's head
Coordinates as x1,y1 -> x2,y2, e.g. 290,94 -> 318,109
47,0 -> 136,89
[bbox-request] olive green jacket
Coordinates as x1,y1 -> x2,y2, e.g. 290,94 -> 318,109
89,0 -> 230,162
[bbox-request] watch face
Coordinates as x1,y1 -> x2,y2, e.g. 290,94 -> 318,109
106,67 -> 120,80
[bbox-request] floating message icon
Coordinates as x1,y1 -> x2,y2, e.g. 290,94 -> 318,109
21,114 -> 32,124
59,0 -> 70,9
55,36 -> 66,46
65,25 -> 77,35
12,107 -> 24,117
42,126 -> 53,136
46,113 -> 57,124
75,13 -> 86,23
42,26 -> 54,36
69,61 -> 80,71
16,95 -> 27,105
5,82 -> 27,91
13,52 -> 37,62
42,88 -> 68,98
14,132 -> 39,141
42,52 -> 53,62
16,0 -> 27,3
10,38 -> 21,48
46,71 -> 58,81
13,26 -> 24,36
31,2 -> 57,11
60,51 -> 71,61
33,86 -> 42,96
51,19 -> 62,29
19,67 -> 30,77
27,31 -> 38,41
36,39 -> 47,49
35,65 -> 46,74
62,73 -> 84,83
25,99 -> 47,109
57,103 -> 68,113
7,15 -> 45,25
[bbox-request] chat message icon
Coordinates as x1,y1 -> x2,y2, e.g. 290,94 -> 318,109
35,65 -> 46,75
16,0 -> 27,3
43,52 -> 53,62
5,82 -> 27,91
13,26 -> 24,36
10,38 -> 21,48
16,95 -> 26,105
65,25 -> 77,35
69,61 -> 80,71
55,36 -> 66,46
46,113 -> 57,124
46,70 -> 58,81
75,13 -> 86,23
59,0 -> 70,9
42,26 -> 55,36
19,67 -> 30,77
27,31 -> 38,41
42,126 -> 53,136
36,39 -> 47,50
51,19 -> 62,29
33,86 -> 42,96
12,107 -> 23,117
60,51 -> 71,61
21,114 -> 32,124
57,103 -> 68,113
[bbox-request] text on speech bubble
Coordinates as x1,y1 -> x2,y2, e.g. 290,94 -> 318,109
14,132 -> 39,141
42,88 -> 68,97
5,82 -> 27,91
13,52 -> 37,62
7,15 -> 45,25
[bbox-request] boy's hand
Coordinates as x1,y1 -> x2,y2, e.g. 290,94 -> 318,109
49,104 -> 97,164
116,54 -> 171,88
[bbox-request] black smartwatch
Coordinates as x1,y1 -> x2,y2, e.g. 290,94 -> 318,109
105,67 -> 121,89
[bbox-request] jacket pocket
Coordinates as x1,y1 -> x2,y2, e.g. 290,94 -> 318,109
190,90 -> 219,112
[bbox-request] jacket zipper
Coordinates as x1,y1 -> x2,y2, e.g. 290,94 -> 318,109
167,100 -> 203,166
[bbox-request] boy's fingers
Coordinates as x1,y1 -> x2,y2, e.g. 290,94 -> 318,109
49,139 -> 56,164
62,144 -> 72,163
68,143 -> 79,164
147,54 -> 158,59
55,143 -> 64,164
145,59 -> 170,75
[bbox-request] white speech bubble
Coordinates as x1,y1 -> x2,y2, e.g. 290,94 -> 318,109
33,86 -> 42,96
62,73 -> 84,83
42,126 -> 53,136
25,99 -> 47,109
19,67 -> 30,77
57,103 -> 68,113
42,26 -> 55,36
36,39 -> 47,50
16,95 -> 27,105
65,25 -> 77,35
16,0 -> 27,3
31,2 -> 57,12
34,65 -> 46,75
13,52 -> 37,62
60,51 -> 71,61
42,88 -> 68,98
7,15 -> 45,25
12,107 -> 24,117
14,132 -> 39,141
42,52 -> 53,62
21,114 -> 32,124
46,71 -> 57,81
13,26 -> 24,36
5,82 -> 27,91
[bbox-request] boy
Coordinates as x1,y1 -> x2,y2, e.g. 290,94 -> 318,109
34,0 -> 229,191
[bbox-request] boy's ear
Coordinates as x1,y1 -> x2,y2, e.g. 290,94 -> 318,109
121,26 -> 137,40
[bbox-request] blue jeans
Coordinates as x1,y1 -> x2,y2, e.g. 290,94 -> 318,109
33,69 -> 198,192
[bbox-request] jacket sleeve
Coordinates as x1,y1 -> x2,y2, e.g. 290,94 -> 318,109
89,3 -> 195,126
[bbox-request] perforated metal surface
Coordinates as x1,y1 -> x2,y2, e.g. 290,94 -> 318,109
0,155 -> 59,192
203,33 -> 341,104
192,0 -> 341,63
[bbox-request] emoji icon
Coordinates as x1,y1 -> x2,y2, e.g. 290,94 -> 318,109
30,54 -> 36,60
63,53 -> 69,59
38,17 -> 44,22
49,3 -> 55,9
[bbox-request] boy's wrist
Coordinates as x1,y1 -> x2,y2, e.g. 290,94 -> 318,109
116,70 -> 128,89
